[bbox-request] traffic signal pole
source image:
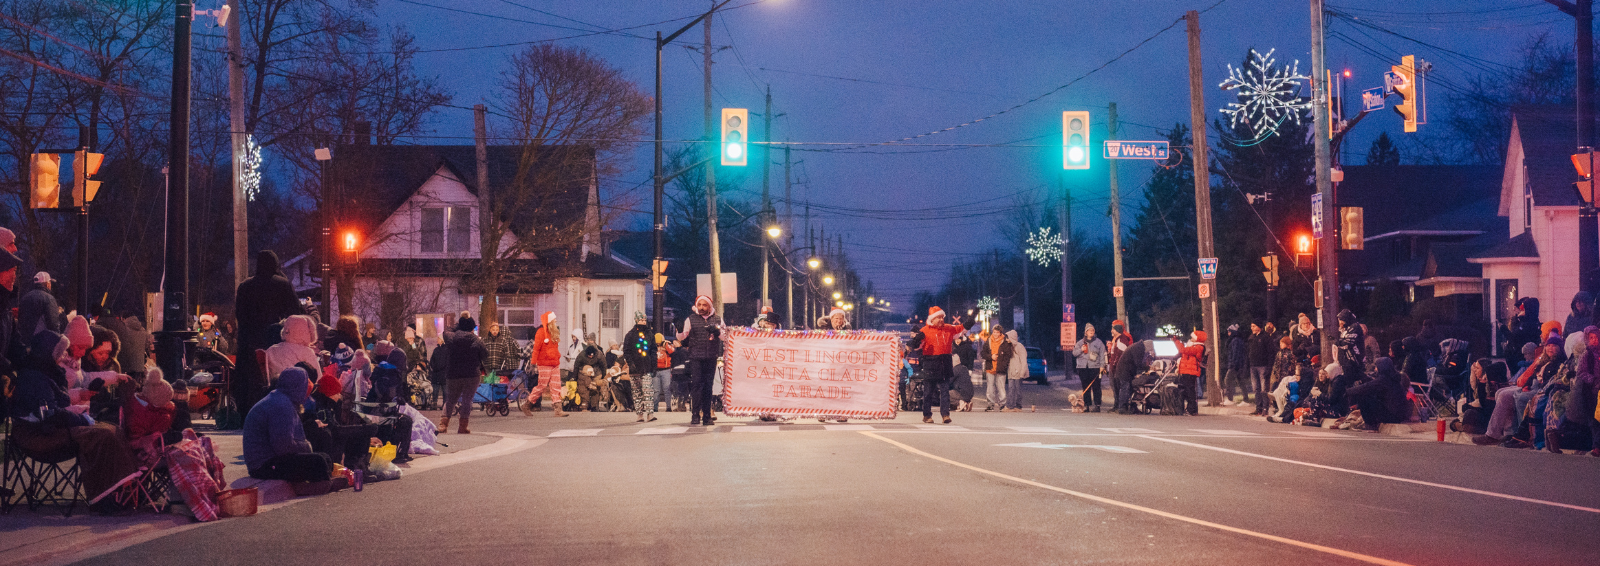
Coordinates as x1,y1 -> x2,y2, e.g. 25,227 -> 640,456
1185,11 -> 1223,405
1310,0 -> 1341,363
703,9 -> 724,317
157,2 -> 196,389
1108,103 -> 1127,324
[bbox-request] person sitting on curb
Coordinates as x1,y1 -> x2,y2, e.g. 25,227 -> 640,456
243,367 -> 332,483
1346,357 -> 1409,431
1475,336 -> 1566,448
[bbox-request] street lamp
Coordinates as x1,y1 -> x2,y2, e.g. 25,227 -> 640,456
832,292 -> 842,300
823,275 -> 834,286
806,257 -> 821,269
766,225 -> 782,239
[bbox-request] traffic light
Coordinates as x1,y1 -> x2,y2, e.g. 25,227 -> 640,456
342,231 -> 360,254
651,259 -> 669,289
72,150 -> 104,206
29,153 -> 60,209
1391,55 -> 1417,133
1261,254 -> 1279,287
720,108 -> 747,166
1294,234 -> 1315,269
1062,110 -> 1090,170
1340,207 -> 1364,250
1573,150 -> 1597,206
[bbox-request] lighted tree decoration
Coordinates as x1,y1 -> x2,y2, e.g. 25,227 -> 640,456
1025,227 -> 1064,266
1218,48 -> 1312,146
241,134 -> 263,201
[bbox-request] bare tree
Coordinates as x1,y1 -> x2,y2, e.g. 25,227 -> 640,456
476,44 -> 651,325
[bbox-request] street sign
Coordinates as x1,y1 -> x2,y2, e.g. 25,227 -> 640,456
1198,258 -> 1218,280
1361,87 -> 1385,112
1060,322 -> 1077,349
1102,140 -> 1170,160
1061,303 -> 1075,323
1384,71 -> 1402,95
1112,285 -> 1123,298
1311,193 -> 1324,239
1198,283 -> 1211,299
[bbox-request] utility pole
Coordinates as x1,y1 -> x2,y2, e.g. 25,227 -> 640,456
703,7 -> 724,317
76,126 -> 90,317
761,86 -> 772,309
1059,175 -> 1072,356
1185,11 -> 1223,405
784,144 -> 794,327
157,2 -> 196,394
228,1 -> 247,290
475,104 -> 493,327
1552,0 -> 1599,294
1309,0 -> 1340,364
1108,102 -> 1127,323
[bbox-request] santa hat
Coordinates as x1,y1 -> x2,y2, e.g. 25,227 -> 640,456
830,307 -> 845,318
544,311 -> 557,325
928,306 -> 945,319
198,312 -> 217,324
694,295 -> 713,307
66,315 -> 93,349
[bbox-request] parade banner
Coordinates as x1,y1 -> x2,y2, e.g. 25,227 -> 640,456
721,328 -> 902,420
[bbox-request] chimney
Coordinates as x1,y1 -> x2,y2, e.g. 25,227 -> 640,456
354,121 -> 371,146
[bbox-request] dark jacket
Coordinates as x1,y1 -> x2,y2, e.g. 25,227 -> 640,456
1247,331 -> 1274,368
1336,324 -> 1365,366
1110,340 -> 1148,383
8,331 -> 70,420
1227,332 -> 1248,372
1565,292 -> 1595,338
0,285 -> 21,378
105,315 -> 148,375
682,313 -> 723,360
621,323 -> 656,376
428,342 -> 450,383
235,251 -> 302,350
573,344 -> 605,377
242,368 -> 313,472
1347,357 -> 1409,423
442,330 -> 488,381
1290,326 -> 1320,365
1400,337 -> 1428,385
17,287 -> 61,338
322,331 -> 362,355
980,338 -> 1015,374
1505,297 -> 1542,366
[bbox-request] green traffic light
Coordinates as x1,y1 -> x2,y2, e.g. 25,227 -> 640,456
726,142 -> 744,161
1067,146 -> 1085,163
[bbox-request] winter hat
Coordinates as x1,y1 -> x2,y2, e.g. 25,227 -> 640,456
1521,342 -> 1538,360
1567,331 -> 1587,359
1324,362 -> 1343,379
1375,357 -> 1394,374
33,271 -> 51,285
65,315 -> 93,349
198,312 -> 217,324
1111,319 -> 1126,329
0,227 -> 14,250
570,329 -> 582,342
655,333 -> 666,343
316,374 -> 343,398
1337,309 -> 1357,325
1545,335 -> 1564,347
1191,330 -> 1207,344
455,314 -> 477,332
830,307 -> 845,318
280,314 -> 318,346
1310,354 -> 1320,367
140,374 -> 175,410
331,344 -> 355,368
275,367 -> 310,405
372,340 -> 395,358
635,310 -> 646,322
351,348 -> 372,371
1541,321 -> 1562,342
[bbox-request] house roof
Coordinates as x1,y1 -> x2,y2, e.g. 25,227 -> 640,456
1509,106 -> 1589,208
330,142 -> 595,240
1421,242 -> 1482,280
1468,231 -> 1538,261
1338,164 -> 1502,239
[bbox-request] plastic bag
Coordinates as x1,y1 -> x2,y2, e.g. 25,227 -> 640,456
397,404 -> 440,455
369,442 -> 397,468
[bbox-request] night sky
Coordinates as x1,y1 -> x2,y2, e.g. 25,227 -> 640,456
377,0 -> 1553,309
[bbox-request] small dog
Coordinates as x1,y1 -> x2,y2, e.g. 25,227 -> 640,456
1069,394 -> 1086,413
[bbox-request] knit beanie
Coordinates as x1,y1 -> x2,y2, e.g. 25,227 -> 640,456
65,315 -> 93,349
316,374 -> 343,398
141,373 -> 175,409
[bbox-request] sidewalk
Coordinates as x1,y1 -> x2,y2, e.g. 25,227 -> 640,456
0,417 -> 504,566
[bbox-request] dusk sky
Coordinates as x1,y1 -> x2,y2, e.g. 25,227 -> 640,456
374,0 -> 1557,309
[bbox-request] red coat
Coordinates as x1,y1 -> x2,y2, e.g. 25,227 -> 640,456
124,397 -> 175,441
533,322 -> 561,368
918,323 -> 964,356
1177,339 -> 1207,377
1106,334 -> 1135,370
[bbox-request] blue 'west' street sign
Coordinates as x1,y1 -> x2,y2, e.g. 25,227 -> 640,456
1361,87 -> 1385,112
1103,141 -> 1170,160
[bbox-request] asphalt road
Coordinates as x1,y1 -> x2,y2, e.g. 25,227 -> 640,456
71,399 -> 1600,566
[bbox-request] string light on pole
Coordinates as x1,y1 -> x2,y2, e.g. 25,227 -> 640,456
241,134 -> 263,201
1218,48 -> 1312,146
1025,227 -> 1064,266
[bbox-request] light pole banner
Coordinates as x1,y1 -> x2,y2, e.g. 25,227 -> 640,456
721,328 -> 902,419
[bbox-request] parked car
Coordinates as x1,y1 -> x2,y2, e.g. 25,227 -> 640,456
1026,347 -> 1048,384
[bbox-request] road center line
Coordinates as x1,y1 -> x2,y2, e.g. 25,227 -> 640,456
860,431 -> 1413,566
1138,435 -> 1600,515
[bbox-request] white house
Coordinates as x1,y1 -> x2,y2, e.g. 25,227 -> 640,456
324,140 -> 648,350
1470,106 -> 1596,341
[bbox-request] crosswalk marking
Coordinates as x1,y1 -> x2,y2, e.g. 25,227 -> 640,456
732,426 -> 782,433
636,427 -> 690,435
823,424 -> 875,431
1287,431 -> 1346,438
1007,426 -> 1066,433
1191,429 -> 1259,436
916,424 -> 968,431
547,429 -> 603,437
1098,427 -> 1162,434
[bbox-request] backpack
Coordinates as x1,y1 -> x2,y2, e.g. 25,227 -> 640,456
1159,383 -> 1182,415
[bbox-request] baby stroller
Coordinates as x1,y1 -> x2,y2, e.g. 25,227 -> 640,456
1129,359 -> 1182,415
406,366 -> 434,410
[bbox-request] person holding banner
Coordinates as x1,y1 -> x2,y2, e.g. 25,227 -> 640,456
917,307 -> 964,424
677,295 -> 723,426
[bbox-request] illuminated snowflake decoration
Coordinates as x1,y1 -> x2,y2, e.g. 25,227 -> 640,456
1218,49 -> 1312,145
977,296 -> 999,318
241,134 -> 263,201
1025,227 -> 1064,266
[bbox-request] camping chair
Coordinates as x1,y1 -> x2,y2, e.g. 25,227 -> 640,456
1410,371 -> 1441,421
88,407 -> 175,514
1,395 -> 86,516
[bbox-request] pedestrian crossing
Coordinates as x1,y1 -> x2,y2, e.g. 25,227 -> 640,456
536,423 -> 1357,439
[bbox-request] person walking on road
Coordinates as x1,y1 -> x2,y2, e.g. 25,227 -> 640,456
916,307 -> 964,424
439,313 -> 487,434
1005,330 -> 1028,411
1075,324 -> 1107,412
523,312 -> 567,417
677,295 -> 723,426
622,312 -> 658,422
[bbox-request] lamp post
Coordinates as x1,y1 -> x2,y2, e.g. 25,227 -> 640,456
653,0 -> 736,336
156,2 -> 197,388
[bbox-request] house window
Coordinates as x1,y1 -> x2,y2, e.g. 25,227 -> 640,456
599,295 -> 622,329
420,206 -> 472,253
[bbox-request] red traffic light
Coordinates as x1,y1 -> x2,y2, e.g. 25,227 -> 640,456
342,231 -> 360,253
